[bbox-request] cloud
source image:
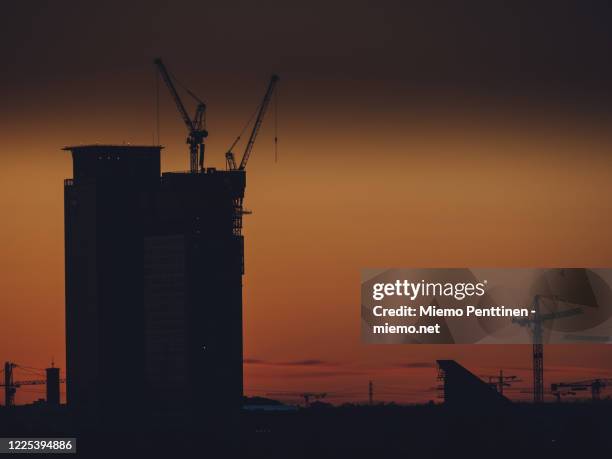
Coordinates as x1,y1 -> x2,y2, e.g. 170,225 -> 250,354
277,359 -> 336,367
394,362 -> 436,369
280,370 -> 366,379
243,358 -> 338,367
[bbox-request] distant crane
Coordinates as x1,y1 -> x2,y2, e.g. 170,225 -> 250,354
154,58 -> 208,173
2,362 -> 16,407
482,370 -> 521,396
550,388 -> 576,402
1,362 -> 65,407
266,391 -> 327,408
225,74 -> 279,171
513,295 -> 582,403
551,379 -> 612,402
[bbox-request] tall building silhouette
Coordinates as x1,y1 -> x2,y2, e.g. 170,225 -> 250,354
64,145 -> 245,429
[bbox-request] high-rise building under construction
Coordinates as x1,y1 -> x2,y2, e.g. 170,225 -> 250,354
63,144 -> 245,429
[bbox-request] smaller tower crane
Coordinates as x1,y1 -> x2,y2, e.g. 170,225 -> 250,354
225,74 -> 279,171
225,74 -> 279,239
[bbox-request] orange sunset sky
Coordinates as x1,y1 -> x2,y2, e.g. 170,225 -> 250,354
2,1 -> 612,405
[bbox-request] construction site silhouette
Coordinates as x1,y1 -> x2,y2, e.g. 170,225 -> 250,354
2,61 -> 612,457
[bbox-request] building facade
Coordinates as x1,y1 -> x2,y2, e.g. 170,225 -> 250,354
64,145 -> 245,430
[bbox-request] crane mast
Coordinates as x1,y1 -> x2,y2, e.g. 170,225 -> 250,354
154,58 -> 208,173
226,74 -> 279,171
513,295 -> 583,403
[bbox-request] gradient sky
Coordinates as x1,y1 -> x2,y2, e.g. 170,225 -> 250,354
2,1 -> 612,405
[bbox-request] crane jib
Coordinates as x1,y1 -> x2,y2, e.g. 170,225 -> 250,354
154,58 -> 207,173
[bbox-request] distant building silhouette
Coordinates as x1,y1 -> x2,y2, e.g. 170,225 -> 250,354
63,145 -> 245,430
45,367 -> 60,407
437,360 -> 510,408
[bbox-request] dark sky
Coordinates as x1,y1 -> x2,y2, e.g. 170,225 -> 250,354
2,0 -> 612,105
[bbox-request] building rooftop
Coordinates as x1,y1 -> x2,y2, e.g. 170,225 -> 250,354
62,144 -> 164,152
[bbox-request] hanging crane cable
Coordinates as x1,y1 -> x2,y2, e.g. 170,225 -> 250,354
274,85 -> 279,163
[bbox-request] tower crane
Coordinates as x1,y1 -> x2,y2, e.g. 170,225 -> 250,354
550,388 -> 576,402
154,58 -> 208,173
482,370 -> 521,396
224,74 -> 279,239
513,295 -> 582,403
225,74 -> 279,171
1,362 -> 65,407
551,379 -> 612,402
